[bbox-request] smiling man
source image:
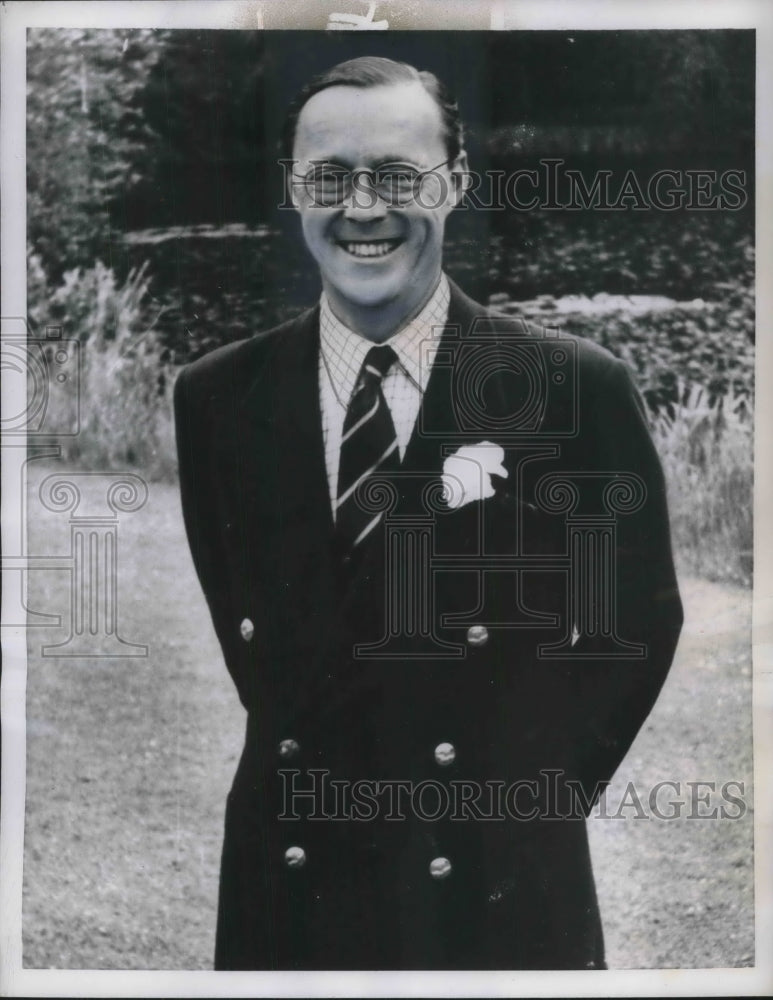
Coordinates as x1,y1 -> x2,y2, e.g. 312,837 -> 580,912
175,56 -> 683,971
288,67 -> 467,341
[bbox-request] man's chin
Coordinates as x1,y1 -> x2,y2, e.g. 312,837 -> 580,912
325,273 -> 405,310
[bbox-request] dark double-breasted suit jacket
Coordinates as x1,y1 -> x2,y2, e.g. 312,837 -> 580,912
174,279 -> 683,970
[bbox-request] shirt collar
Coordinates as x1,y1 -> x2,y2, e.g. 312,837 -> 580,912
319,274 -> 450,409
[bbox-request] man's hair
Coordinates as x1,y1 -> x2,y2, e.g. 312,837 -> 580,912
282,55 -> 465,162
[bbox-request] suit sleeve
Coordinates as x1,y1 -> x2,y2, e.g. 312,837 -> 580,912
174,365 -> 247,706
567,356 -> 684,797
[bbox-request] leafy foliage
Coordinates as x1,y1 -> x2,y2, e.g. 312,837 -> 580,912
27,28 -> 166,280
130,31 -> 268,229
489,31 -> 754,155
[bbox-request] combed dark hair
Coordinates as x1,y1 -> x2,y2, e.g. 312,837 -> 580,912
282,55 -> 465,162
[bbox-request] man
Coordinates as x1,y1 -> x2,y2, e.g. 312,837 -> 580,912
174,56 -> 683,970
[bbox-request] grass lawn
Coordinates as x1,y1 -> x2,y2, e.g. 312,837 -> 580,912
21,462 -> 754,969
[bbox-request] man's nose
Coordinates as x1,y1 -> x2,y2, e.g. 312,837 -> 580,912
342,172 -> 388,220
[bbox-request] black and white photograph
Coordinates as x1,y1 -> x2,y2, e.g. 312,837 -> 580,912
1,0 -> 771,995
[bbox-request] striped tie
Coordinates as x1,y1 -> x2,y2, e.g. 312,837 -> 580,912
335,344 -> 400,550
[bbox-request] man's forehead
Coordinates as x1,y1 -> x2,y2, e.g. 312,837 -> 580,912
293,81 -> 446,163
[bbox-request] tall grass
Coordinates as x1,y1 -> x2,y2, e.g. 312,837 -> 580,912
651,382 -> 753,586
28,254 -> 176,481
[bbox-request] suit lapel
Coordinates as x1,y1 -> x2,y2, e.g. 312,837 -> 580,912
402,278 -> 495,480
239,304 -> 331,530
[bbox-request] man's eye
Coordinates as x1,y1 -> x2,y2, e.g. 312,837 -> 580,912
309,166 -> 349,191
375,165 -> 421,193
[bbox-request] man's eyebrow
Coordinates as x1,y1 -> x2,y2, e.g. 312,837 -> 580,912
306,156 -> 425,170
304,158 -> 349,168
372,157 -> 424,168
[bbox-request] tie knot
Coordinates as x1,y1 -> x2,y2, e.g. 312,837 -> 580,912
360,344 -> 398,385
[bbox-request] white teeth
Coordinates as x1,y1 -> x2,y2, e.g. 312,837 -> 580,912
342,241 -> 398,258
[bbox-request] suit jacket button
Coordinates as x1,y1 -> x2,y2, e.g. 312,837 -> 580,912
434,742 -> 456,766
429,856 -> 452,880
284,846 -> 306,869
240,618 -> 255,641
278,738 -> 300,760
466,625 -> 489,647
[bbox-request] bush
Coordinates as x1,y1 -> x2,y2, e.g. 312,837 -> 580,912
557,287 -> 754,412
119,226 -> 306,363
489,208 -> 753,301
28,253 -> 176,480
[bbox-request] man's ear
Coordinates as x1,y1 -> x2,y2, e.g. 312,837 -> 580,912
280,156 -> 303,211
287,172 -> 302,211
448,150 -> 470,209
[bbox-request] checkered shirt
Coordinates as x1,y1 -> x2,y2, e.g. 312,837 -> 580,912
319,274 -> 450,515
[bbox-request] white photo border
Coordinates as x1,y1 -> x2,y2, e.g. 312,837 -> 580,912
2,1 -> 771,996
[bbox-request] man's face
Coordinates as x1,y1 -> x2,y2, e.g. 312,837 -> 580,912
291,81 -> 467,326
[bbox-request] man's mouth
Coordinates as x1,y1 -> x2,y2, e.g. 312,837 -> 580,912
337,238 -> 403,259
